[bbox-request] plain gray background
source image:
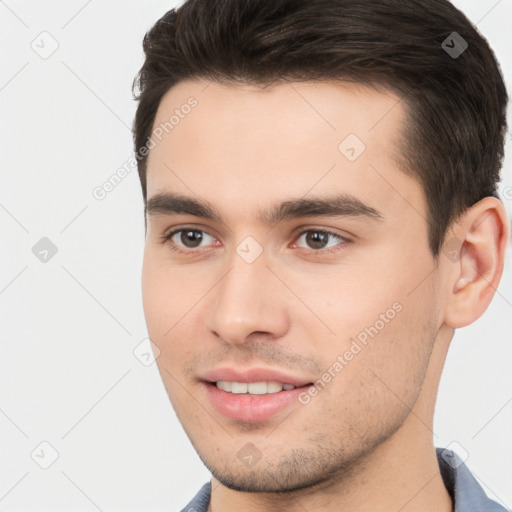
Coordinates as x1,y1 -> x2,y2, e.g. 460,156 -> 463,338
0,0 -> 511,510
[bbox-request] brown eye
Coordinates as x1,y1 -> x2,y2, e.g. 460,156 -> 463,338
180,230 -> 204,248
294,230 -> 347,252
305,231 -> 329,250
163,228 -> 218,252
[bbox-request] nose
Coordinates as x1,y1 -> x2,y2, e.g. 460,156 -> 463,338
204,252 -> 290,346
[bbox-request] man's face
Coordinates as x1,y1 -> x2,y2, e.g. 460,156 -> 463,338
142,79 -> 445,492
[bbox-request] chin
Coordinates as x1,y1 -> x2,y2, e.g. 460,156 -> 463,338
198,443 -> 368,494
212,466 -> 331,494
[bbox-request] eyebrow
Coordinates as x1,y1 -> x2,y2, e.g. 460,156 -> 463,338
145,192 -> 384,224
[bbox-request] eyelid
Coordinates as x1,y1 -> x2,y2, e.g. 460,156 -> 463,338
290,227 -> 351,253
161,225 -> 220,249
160,224 -> 352,254
161,223 -> 219,241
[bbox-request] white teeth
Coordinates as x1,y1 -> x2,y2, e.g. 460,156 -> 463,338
266,381 -> 283,393
231,382 -> 248,394
215,381 -> 296,394
216,381 -> 232,392
248,382 -> 268,395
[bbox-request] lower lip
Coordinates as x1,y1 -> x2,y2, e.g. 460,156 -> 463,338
204,382 -> 311,422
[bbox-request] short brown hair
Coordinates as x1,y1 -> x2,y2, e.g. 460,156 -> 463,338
132,0 -> 508,256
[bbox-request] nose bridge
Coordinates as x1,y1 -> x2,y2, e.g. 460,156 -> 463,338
206,249 -> 289,344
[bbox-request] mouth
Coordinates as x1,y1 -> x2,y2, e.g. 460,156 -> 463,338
199,369 -> 314,423
215,380 -> 297,394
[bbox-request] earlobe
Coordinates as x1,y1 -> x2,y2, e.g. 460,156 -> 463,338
443,197 -> 509,329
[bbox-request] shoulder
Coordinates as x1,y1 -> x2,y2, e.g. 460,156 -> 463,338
179,481 -> 211,512
436,448 -> 508,512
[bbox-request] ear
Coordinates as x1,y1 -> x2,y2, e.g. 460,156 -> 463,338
443,196 -> 510,329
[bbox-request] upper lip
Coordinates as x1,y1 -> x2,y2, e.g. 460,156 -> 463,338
200,367 -> 313,387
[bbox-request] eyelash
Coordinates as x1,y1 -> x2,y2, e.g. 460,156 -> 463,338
160,227 -> 350,256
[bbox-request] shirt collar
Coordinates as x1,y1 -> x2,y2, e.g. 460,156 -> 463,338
436,448 -> 506,511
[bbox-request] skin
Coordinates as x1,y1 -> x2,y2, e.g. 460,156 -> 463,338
141,79 -> 509,512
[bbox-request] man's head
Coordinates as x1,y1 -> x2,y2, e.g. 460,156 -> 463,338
133,0 -> 509,499
133,0 -> 508,256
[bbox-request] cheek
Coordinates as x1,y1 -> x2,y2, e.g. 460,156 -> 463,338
293,251 -> 437,397
141,254 -> 194,407
141,250 -> 211,379
141,251 -> 168,338
141,247 -> 197,337
301,239 -> 434,333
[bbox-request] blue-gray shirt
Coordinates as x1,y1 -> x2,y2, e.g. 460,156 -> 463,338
180,449 -> 507,511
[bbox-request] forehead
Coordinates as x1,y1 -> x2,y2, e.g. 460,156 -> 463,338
145,79 -> 422,224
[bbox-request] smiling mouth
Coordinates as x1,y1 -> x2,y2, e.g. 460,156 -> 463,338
215,381 -> 300,394
204,379 -> 314,422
